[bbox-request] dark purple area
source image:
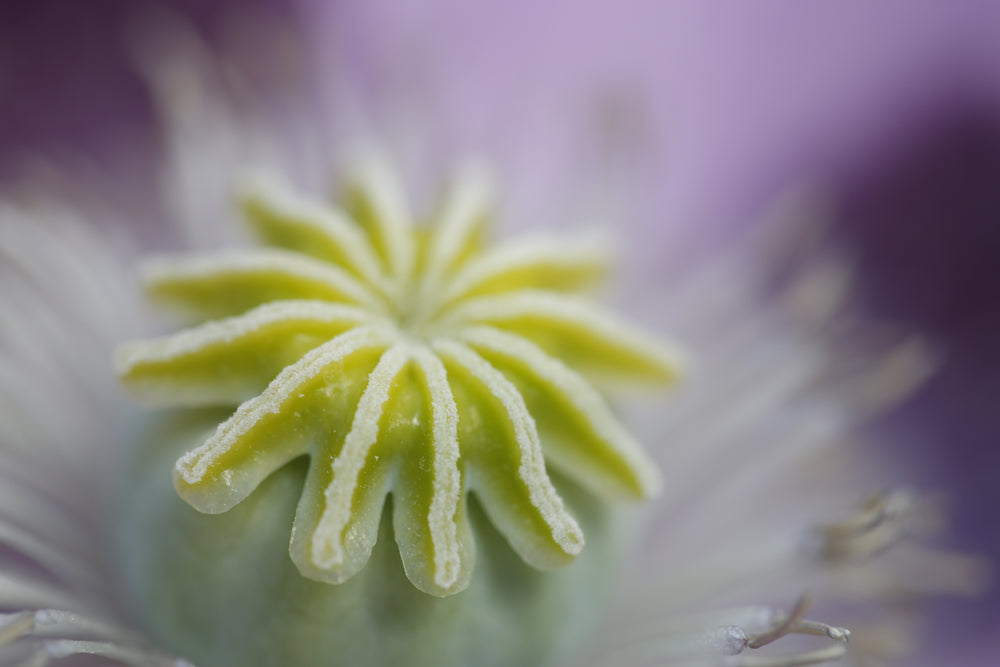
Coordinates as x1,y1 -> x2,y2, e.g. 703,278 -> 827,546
0,0 -> 296,181
0,1 -> 145,178
835,99 -> 1000,647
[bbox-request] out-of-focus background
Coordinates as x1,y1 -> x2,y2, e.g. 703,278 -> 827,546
1,1 -> 997,664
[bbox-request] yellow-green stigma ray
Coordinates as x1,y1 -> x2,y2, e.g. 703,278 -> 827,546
457,325 -> 661,499
412,346 -> 464,591
309,343 -> 411,575
142,249 -> 389,319
443,290 -> 683,384
421,163 -> 493,284
340,153 -> 415,285
174,325 -> 394,513
435,338 -> 585,566
114,300 -> 376,406
239,173 -> 390,293
117,157 -> 681,596
438,233 -> 611,306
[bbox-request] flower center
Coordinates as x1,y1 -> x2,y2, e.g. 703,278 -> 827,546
115,155 -> 682,599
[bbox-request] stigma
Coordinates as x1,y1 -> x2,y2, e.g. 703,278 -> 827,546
115,154 -> 682,597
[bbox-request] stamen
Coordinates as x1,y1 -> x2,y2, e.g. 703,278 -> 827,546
0,571 -> 83,611
41,639 -> 193,666
812,491 -> 913,563
585,598 -> 849,667
1,609 -> 189,666
745,596 -> 813,649
0,516 -> 100,590
810,492 -> 991,603
781,256 -> 853,329
840,338 -> 938,415
0,611 -> 35,648
735,643 -> 846,667
737,596 -> 850,667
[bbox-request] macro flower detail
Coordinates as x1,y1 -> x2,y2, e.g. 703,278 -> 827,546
114,156 -> 681,597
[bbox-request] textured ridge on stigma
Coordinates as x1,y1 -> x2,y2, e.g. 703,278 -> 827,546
116,155 -> 681,595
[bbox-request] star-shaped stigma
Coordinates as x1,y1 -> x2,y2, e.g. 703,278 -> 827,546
115,156 -> 682,597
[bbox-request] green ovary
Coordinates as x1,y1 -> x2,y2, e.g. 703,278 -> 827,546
116,412 -> 622,667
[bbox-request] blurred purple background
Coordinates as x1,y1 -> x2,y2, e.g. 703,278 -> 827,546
833,102 -> 1000,665
0,0 -> 310,175
1,0 -> 998,663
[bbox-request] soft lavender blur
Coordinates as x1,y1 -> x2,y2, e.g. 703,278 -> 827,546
2,0 -> 999,664
304,1 -> 1000,247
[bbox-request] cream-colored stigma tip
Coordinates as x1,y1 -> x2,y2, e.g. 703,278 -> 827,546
115,154 -> 681,596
